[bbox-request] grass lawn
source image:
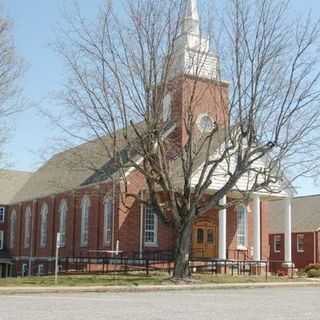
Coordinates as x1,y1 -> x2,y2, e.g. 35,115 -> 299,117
0,273 -> 305,287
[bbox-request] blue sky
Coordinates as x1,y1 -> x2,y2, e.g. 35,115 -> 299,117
2,0 -> 320,196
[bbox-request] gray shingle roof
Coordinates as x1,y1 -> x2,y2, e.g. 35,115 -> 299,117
269,195 -> 320,233
0,170 -> 32,205
10,124 -> 145,204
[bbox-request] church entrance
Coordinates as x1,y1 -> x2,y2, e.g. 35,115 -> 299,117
191,220 -> 218,258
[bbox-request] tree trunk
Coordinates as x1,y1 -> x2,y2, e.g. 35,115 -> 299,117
173,220 -> 193,280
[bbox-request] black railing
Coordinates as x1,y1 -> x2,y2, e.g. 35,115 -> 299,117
189,258 -> 269,280
57,250 -> 175,276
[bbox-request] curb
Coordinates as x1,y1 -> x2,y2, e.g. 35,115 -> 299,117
0,281 -> 319,295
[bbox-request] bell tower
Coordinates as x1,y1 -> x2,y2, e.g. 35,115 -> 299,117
166,0 -> 229,146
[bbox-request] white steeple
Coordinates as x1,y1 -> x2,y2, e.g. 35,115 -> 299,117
170,0 -> 219,80
182,0 -> 200,35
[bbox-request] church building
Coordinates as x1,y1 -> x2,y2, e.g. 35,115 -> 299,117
0,0 -> 295,277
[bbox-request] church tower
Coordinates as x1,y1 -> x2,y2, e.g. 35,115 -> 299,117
165,0 -> 229,146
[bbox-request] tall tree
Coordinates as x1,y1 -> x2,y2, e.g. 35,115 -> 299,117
56,0 -> 320,279
0,15 -> 23,166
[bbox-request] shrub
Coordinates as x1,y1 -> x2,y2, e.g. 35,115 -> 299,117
307,268 -> 320,278
304,264 -> 320,273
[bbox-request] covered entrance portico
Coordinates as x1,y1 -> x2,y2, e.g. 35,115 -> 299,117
191,192 -> 294,271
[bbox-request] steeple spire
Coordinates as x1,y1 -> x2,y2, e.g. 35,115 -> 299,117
170,0 -> 219,80
182,0 -> 200,35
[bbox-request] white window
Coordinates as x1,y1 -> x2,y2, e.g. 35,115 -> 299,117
59,200 -> 68,247
22,263 -> 28,277
297,234 -> 304,252
144,205 -> 158,246
9,210 -> 17,249
80,196 -> 90,247
237,206 -> 247,248
163,94 -> 171,122
103,198 -> 113,246
40,203 -> 48,248
0,207 -> 5,223
24,207 -> 32,248
274,235 -> 281,253
38,264 -> 45,276
0,231 -> 4,250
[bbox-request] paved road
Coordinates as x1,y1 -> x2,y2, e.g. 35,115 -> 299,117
0,287 -> 319,320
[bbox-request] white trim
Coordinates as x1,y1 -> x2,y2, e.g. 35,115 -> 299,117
22,263 -> 28,276
9,210 -> 17,249
58,199 -> 68,248
139,192 -> 144,258
80,195 -> 90,247
163,94 -> 172,122
0,207 -> 5,223
103,197 -> 113,246
144,205 -> 159,247
274,234 -> 281,253
40,203 -> 49,248
236,205 -> 248,248
0,230 -> 4,250
218,196 -> 227,260
253,194 -> 261,261
296,233 -> 304,253
24,207 -> 32,249
284,198 -> 292,262
196,113 -> 216,133
37,264 -> 45,276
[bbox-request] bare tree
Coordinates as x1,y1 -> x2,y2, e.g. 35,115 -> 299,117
55,0 -> 320,279
0,15 -> 24,167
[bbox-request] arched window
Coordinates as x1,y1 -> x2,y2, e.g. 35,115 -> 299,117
80,195 -> 90,247
59,200 -> 68,247
40,203 -> 48,248
9,210 -> 17,249
103,197 -> 113,246
237,206 -> 248,248
24,207 -> 32,248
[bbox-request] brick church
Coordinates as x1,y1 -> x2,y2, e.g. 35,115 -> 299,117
0,0 -> 295,277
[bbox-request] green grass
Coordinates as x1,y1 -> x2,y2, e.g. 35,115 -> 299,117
0,273 -> 304,287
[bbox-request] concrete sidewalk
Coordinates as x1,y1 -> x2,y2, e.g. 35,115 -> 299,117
0,280 -> 319,295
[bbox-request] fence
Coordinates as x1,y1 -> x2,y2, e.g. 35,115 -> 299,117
189,258 -> 269,280
13,251 -> 294,278
58,251 -> 174,276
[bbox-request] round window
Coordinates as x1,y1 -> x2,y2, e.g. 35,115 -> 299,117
197,114 -> 215,132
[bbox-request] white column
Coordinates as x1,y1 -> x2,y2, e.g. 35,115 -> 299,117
284,197 -> 292,264
219,196 -> 227,260
252,194 -> 261,261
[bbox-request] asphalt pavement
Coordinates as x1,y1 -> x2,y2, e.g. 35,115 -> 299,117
0,287 -> 319,320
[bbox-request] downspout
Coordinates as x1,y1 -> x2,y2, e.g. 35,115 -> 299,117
316,227 -> 320,264
111,175 -> 116,253
314,231 -> 316,264
139,191 -> 144,259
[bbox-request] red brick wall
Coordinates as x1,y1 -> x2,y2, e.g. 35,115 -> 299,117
167,76 -> 229,148
269,232 -> 317,271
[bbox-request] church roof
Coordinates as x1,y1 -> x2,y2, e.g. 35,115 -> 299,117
0,170 -> 32,205
269,195 -> 320,233
10,124 -> 145,204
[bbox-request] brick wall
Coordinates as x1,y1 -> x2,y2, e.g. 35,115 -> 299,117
269,231 -> 318,271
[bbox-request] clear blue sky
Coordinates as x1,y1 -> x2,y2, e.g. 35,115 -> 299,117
3,0 -> 320,196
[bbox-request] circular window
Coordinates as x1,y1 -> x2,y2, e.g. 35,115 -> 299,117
197,114 -> 215,132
